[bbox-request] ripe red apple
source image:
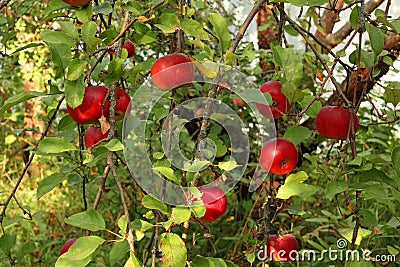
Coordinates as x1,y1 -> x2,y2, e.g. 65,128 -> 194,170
108,40 -> 135,58
256,81 -> 291,119
233,98 -> 246,107
150,53 -> 194,90
67,86 -> 109,124
267,234 -> 298,261
60,238 -> 77,256
259,138 -> 298,175
67,86 -> 130,124
62,0 -> 91,7
84,126 -> 109,148
115,88 -> 131,120
197,186 -> 227,222
316,106 -> 359,140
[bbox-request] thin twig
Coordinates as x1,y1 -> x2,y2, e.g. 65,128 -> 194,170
93,165 -> 111,210
0,95 -> 65,231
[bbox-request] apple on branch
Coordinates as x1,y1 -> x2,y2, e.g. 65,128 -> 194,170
256,80 -> 291,119
259,137 -> 298,175
62,0 -> 91,7
267,234 -> 298,261
196,186 -> 227,222
60,238 -> 77,256
150,53 -> 194,91
316,105 -> 359,140
67,86 -> 130,124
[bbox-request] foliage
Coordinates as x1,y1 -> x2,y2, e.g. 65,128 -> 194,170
0,0 -> 399,266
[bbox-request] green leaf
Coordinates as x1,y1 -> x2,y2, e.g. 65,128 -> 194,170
283,126 -> 312,146
171,207 -> 191,224
56,236 -> 105,267
192,255 -> 213,267
154,13 -> 180,34
339,228 -> 371,246
0,91 -> 45,114
58,21 -> 79,39
285,171 -> 308,183
184,160 -> 211,172
180,18 -> 209,40
109,240 -> 130,266
40,30 -> 75,47
350,6 -> 361,30
64,208 -> 106,231
218,160 -> 238,171
276,182 -> 319,199
12,43 -> 44,54
65,76 -> 85,108
103,139 -> 124,151
76,4 -> 92,23
67,59 -> 87,81
81,21 -> 97,42
37,173 -> 68,199
104,58 -> 124,84
37,137 -> 76,154
392,147 -> 400,176
325,180 -> 348,200
209,13 -> 231,54
384,86 -> 400,106
0,233 -> 16,254
358,209 -> 376,227
287,0 -> 328,7
154,166 -> 180,184
124,251 -> 142,267
142,195 -> 169,214
159,233 -> 187,267
366,23 -> 384,55
48,43 -> 71,71
272,45 -> 303,86
93,2 -> 113,14
299,95 -> 322,118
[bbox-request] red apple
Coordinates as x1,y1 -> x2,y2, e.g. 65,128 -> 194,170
122,40 -> 135,58
60,238 -> 77,256
115,88 -> 131,120
259,138 -> 298,175
108,40 -> 135,58
267,234 -> 298,262
197,186 -> 227,222
256,81 -> 291,119
150,53 -> 194,90
84,126 -> 109,148
316,106 -> 359,140
62,0 -> 91,7
67,86 -> 130,124
67,86 -> 109,124
233,98 -> 246,107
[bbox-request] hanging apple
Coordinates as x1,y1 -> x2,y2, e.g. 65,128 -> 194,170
62,0 -> 91,7
150,53 -> 194,91
67,86 -> 130,124
197,186 -> 227,222
267,234 -> 298,261
256,80 -> 291,119
60,238 -> 77,256
316,105 -> 359,140
259,137 -> 298,175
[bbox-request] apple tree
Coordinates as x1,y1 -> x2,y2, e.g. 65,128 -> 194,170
0,0 -> 399,266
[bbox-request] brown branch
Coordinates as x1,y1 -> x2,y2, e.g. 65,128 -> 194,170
315,0 -> 345,47
326,0 -> 385,49
93,165 -> 111,210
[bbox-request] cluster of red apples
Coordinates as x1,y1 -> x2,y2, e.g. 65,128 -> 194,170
67,86 -> 130,148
